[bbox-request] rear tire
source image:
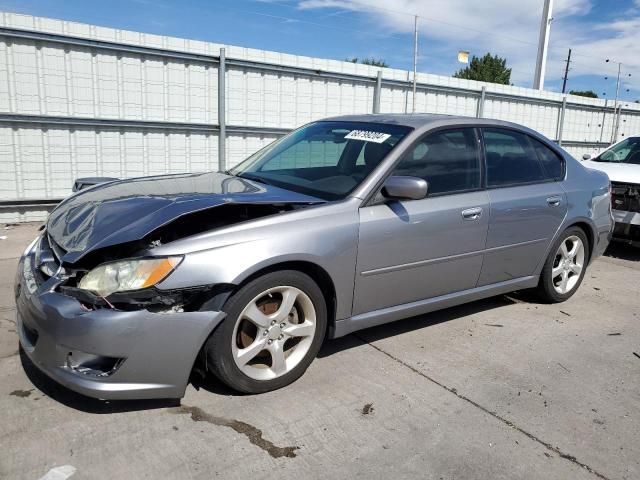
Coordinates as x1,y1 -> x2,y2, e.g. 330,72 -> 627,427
204,270 -> 327,393
535,226 -> 589,303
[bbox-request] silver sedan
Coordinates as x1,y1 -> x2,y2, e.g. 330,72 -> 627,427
15,114 -> 613,399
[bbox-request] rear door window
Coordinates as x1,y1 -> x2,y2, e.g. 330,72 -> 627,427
529,137 -> 565,181
483,129 -> 546,187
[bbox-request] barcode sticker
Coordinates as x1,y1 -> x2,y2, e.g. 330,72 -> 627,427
344,130 -> 391,143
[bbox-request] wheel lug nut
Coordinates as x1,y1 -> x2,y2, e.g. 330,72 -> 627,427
268,339 -> 273,345
278,334 -> 284,340
280,322 -> 285,328
263,330 -> 268,336
271,320 -> 276,326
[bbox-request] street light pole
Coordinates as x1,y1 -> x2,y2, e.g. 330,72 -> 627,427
412,14 -> 418,113
533,0 -> 554,90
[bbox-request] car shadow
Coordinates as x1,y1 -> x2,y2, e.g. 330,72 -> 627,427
318,294 -> 518,357
604,242 -> 640,261
194,295 -> 519,396
21,294 -> 519,409
19,348 -> 179,413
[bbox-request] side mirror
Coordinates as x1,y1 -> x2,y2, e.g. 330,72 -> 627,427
582,153 -> 592,161
72,177 -> 119,192
382,176 -> 428,200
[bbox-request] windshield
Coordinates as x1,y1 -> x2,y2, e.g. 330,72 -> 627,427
228,121 -> 412,200
594,137 -> 640,164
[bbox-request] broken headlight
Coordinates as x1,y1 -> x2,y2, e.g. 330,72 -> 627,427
78,257 -> 182,297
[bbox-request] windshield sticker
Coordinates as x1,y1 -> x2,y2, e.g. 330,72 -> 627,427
344,130 -> 391,143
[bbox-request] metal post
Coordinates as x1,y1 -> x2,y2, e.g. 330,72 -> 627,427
612,103 -> 622,144
599,99 -> 608,144
556,96 -> 566,146
373,70 -> 382,114
533,0 -> 554,90
610,62 -> 622,145
218,48 -> 226,172
412,15 -> 418,113
476,86 -> 486,118
613,62 -> 622,109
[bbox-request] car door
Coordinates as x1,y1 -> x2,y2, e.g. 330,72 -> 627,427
353,127 -> 490,316
477,128 -> 567,286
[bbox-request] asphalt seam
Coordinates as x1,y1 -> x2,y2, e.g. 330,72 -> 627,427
354,333 -> 611,480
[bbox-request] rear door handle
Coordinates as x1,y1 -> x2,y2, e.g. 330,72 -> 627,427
546,196 -> 562,207
461,207 -> 483,220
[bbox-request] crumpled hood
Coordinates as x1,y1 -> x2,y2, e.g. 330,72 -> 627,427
47,172 -> 323,264
582,160 -> 640,184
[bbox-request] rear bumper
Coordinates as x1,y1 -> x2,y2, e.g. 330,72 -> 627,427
15,254 -> 225,400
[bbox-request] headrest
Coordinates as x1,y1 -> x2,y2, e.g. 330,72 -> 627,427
363,142 -> 392,167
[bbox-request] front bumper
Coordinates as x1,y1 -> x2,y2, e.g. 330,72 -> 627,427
14,252 -> 225,400
612,209 -> 640,246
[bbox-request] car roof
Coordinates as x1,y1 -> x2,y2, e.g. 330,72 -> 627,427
321,113 -> 535,131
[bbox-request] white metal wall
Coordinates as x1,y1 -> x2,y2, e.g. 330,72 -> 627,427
1,11 -> 639,223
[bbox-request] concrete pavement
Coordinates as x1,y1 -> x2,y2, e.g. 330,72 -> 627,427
0,223 -> 638,480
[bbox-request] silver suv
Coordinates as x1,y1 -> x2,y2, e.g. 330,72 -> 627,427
15,114 -> 613,399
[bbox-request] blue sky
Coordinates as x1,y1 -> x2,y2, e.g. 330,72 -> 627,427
1,0 -> 639,101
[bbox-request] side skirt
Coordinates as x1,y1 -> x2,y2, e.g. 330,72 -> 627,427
331,276 -> 539,338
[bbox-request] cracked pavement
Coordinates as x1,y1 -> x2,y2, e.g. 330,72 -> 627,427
1,223 -> 638,479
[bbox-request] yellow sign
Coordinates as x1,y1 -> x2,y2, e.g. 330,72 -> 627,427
457,51 -> 469,64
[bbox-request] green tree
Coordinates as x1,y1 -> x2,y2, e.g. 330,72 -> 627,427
453,53 -> 511,85
569,90 -> 598,98
345,57 -> 389,68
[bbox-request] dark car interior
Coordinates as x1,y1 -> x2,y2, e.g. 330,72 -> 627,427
250,129 -> 402,199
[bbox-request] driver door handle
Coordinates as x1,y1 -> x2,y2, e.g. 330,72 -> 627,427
461,207 -> 483,220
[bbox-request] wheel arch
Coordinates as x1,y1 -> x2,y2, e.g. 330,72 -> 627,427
228,260 -> 338,339
533,217 -> 598,275
564,220 -> 596,263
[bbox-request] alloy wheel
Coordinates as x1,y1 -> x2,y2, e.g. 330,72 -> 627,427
231,286 -> 316,381
551,235 -> 585,295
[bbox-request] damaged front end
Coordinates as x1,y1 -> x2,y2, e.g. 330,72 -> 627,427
15,231 -> 229,399
45,202 -> 311,313
610,182 -> 640,245
15,171 -> 325,399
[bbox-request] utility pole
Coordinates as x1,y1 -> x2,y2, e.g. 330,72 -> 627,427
412,14 -> 418,113
611,62 -> 622,143
533,0 -> 554,90
613,62 -> 622,108
561,48 -> 571,94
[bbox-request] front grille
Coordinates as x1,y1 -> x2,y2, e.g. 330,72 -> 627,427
611,182 -> 640,212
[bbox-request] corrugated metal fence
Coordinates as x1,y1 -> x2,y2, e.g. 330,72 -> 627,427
1,12 -> 639,222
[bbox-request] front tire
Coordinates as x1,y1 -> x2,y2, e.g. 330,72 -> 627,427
204,270 -> 327,393
535,226 -> 589,303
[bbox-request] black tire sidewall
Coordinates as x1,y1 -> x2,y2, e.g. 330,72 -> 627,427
538,227 -> 589,303
205,270 -> 327,393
